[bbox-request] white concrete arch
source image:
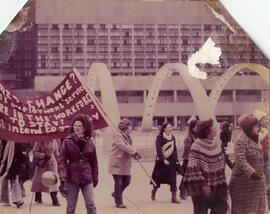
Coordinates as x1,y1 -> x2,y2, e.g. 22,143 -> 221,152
86,63 -> 120,126
209,63 -> 269,109
141,63 -> 215,131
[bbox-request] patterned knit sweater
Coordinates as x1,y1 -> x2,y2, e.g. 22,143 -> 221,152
182,138 -> 227,196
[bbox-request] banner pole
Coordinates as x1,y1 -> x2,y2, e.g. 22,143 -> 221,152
73,68 -> 113,128
73,68 -> 157,187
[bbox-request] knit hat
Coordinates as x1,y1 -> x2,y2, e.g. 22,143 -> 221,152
118,118 -> 132,131
238,114 -> 258,130
253,109 -> 268,121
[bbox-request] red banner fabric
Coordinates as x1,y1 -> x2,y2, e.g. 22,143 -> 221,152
0,71 -> 108,142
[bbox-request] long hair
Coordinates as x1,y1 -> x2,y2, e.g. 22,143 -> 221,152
70,114 -> 93,138
188,119 -> 198,136
195,119 -> 214,139
159,122 -> 171,136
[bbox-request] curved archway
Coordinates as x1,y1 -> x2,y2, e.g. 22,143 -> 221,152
209,63 -> 269,109
141,63 -> 215,130
86,63 -> 120,126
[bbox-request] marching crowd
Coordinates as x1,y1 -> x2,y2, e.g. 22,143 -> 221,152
0,110 -> 269,214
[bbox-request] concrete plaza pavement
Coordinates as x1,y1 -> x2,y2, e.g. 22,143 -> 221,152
2,145 -> 198,214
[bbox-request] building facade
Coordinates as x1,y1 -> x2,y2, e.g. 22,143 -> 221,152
0,1 -> 36,89
34,0 -> 269,128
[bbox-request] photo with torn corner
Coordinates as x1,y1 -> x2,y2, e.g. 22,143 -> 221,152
0,0 -> 269,214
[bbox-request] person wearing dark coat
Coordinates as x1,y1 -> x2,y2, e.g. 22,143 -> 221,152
0,141 -> 24,208
58,114 -> 98,214
220,121 -> 234,169
179,119 -> 198,199
151,122 -> 181,203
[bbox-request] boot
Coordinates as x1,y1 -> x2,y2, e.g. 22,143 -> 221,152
116,204 -> 127,209
171,191 -> 181,204
50,192 -> 61,206
34,192 -> 43,204
151,187 -> 158,201
13,201 -> 24,208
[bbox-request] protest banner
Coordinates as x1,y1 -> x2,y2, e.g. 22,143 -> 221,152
0,70 -> 108,142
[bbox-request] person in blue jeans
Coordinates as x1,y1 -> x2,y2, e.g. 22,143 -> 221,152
58,115 -> 99,214
0,141 -> 24,208
108,118 -> 141,208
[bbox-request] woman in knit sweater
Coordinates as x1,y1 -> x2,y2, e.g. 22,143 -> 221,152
182,119 -> 228,214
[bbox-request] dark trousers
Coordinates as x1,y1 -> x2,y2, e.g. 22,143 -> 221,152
222,147 -> 234,169
155,182 -> 177,192
191,187 -> 228,214
112,175 -> 131,205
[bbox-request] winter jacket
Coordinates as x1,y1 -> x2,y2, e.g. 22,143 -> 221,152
108,131 -> 137,175
58,133 -> 98,186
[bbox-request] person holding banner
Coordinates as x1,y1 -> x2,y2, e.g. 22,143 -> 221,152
108,118 -> 141,209
150,122 -> 182,204
31,140 -> 60,206
58,114 -> 98,214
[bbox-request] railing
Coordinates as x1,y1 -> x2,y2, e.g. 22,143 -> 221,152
135,147 -> 184,162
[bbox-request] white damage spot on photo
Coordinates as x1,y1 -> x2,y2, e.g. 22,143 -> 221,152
206,4 -> 236,34
187,37 -> 222,79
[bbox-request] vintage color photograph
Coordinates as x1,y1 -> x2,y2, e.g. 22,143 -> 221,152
0,0 -> 269,214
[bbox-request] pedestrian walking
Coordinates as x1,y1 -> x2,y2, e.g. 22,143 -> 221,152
220,121 -> 234,169
182,119 -> 228,214
58,114 -> 98,214
229,114 -> 266,214
108,118 -> 141,209
179,119 -> 198,199
151,122 -> 182,203
253,109 -> 270,211
0,141 -> 24,208
31,140 -> 60,206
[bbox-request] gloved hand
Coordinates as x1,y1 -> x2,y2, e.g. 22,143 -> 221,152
59,180 -> 68,197
93,180 -> 98,188
202,185 -> 211,197
164,160 -> 170,166
250,171 -> 262,180
176,162 -> 184,175
133,152 -> 141,160
44,153 -> 51,160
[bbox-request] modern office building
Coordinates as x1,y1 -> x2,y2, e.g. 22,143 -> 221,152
0,1 -> 36,89
35,0 -> 269,128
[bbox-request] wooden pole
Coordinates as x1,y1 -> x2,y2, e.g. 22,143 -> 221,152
73,68 -> 157,187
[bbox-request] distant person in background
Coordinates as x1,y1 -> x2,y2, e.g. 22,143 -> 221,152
31,140 -> 60,206
0,141 -> 24,208
179,119 -> 198,199
108,118 -> 141,209
182,119 -> 228,214
151,122 -> 182,204
220,121 -> 234,169
229,114 -> 266,214
253,109 -> 270,211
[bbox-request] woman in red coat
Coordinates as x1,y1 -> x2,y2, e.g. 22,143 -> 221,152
58,114 -> 98,214
31,140 -> 60,206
